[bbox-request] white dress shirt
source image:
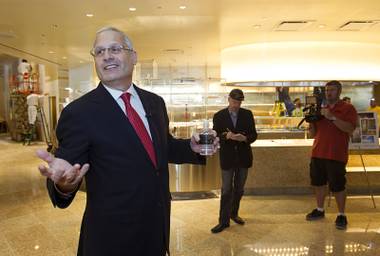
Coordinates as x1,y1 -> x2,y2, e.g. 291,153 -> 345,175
103,83 -> 152,139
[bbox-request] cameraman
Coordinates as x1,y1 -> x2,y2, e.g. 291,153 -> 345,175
306,80 -> 357,230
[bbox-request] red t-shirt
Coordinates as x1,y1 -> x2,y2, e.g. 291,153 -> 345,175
311,100 -> 358,163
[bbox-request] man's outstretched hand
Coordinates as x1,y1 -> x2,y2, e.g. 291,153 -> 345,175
36,149 -> 89,193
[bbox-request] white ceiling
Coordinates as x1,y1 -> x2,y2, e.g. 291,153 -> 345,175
0,0 -> 380,68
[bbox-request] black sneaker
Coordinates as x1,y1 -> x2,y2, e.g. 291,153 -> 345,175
211,223 -> 230,233
231,216 -> 245,225
306,208 -> 325,221
335,215 -> 347,230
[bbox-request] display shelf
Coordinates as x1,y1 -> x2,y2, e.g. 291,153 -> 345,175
139,79 -> 376,139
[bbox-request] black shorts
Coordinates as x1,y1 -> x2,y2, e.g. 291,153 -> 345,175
309,157 -> 347,192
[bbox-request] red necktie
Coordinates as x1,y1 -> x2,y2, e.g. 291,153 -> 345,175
121,92 -> 157,168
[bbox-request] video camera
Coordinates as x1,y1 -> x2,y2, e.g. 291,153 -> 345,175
303,95 -> 323,123
297,95 -> 324,128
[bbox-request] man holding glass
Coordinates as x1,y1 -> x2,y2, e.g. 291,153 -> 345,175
36,27 -> 218,256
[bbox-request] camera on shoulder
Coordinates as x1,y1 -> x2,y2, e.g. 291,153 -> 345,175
297,95 -> 324,128
303,96 -> 323,123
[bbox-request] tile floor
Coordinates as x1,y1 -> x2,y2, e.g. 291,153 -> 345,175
1,135 -> 380,255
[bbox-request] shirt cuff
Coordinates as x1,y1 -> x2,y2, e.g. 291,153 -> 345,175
53,182 -> 77,198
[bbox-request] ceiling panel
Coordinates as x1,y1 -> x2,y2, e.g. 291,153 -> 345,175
0,0 -> 379,67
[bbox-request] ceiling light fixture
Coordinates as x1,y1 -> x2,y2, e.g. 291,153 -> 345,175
62,56 -> 67,59
253,24 -> 261,29
221,41 -> 380,82
179,6 -> 186,10
318,24 -> 326,28
86,14 -> 94,17
275,20 -> 315,31
48,51 -> 55,54
129,7 -> 136,11
338,20 -> 376,31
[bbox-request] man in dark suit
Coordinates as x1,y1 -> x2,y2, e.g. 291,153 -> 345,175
211,89 -> 257,233
36,27 -> 218,256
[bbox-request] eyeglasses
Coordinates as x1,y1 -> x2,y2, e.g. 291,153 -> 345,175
90,44 -> 134,57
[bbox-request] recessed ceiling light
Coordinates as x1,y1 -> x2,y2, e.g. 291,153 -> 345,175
318,24 -> 326,28
129,7 -> 136,11
62,56 -> 67,59
79,61 -> 84,63
179,6 -> 186,10
86,14 -> 94,17
48,51 -> 55,54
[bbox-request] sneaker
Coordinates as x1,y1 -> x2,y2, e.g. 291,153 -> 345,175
306,208 -> 325,221
231,216 -> 245,225
335,215 -> 347,230
211,223 -> 230,233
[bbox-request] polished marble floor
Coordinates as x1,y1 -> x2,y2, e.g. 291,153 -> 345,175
1,134 -> 380,255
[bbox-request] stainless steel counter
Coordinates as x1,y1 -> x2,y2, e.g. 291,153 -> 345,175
169,139 -> 313,194
169,139 -> 380,196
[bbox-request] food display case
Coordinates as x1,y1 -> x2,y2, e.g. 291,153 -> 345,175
138,79 -> 376,195
141,82 -> 312,140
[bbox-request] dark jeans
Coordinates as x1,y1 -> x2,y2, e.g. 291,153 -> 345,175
219,168 -> 248,224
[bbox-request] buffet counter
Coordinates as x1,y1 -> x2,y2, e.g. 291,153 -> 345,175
169,139 -> 380,196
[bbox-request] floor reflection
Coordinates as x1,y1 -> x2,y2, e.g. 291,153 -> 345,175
1,135 -> 380,255
237,244 -> 309,256
234,242 -> 373,255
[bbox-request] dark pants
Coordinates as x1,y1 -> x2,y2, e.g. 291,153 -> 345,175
219,168 -> 248,224
310,157 -> 346,192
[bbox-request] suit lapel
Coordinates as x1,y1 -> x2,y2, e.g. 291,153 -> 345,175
92,83 -> 157,168
90,83 -> 130,125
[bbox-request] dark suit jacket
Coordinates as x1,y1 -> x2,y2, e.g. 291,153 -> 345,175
213,107 -> 257,170
47,83 -> 205,256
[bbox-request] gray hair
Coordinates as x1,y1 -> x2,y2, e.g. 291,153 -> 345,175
95,26 -> 133,49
